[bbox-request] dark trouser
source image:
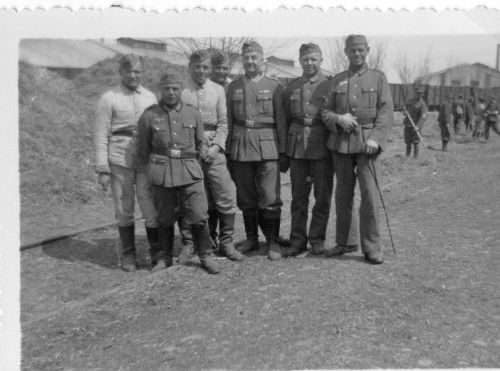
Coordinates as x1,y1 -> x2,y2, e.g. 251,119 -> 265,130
484,120 -> 500,140
289,158 -> 333,250
230,160 -> 282,213
453,114 -> 463,134
439,122 -> 451,142
333,152 -> 379,253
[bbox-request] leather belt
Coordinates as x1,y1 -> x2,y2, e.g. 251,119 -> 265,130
204,123 -> 217,131
292,118 -> 321,127
151,150 -> 198,161
235,119 -> 275,129
112,128 -> 137,137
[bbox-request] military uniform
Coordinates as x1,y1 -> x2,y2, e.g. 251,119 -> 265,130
452,98 -> 465,135
484,98 -> 500,140
136,96 -> 219,273
324,63 -> 393,254
283,72 -> 333,253
403,96 -> 427,145
438,100 -> 452,150
226,73 -> 287,255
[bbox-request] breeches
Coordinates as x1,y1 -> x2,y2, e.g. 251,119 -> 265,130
202,152 -> 237,214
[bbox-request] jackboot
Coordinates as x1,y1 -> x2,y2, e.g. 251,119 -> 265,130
259,209 -> 282,261
177,217 -> 195,264
405,143 -> 412,157
208,209 -> 219,248
192,222 -> 220,274
442,140 -> 448,151
413,144 -> 419,159
146,226 -> 159,265
238,209 -> 259,253
118,225 -> 137,272
218,213 -> 245,261
151,226 -> 174,272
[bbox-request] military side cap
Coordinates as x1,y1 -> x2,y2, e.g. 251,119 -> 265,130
415,85 -> 425,93
345,34 -> 368,48
189,49 -> 211,64
242,40 -> 263,54
160,70 -> 183,85
119,54 -> 143,69
211,50 -> 230,65
299,43 -> 322,56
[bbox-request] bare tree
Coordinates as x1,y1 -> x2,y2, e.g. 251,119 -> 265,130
325,36 -> 391,75
394,47 -> 433,85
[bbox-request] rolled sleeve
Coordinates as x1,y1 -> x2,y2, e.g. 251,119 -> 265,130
93,93 -> 112,173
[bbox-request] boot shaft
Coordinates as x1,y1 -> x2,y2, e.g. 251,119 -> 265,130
118,225 -> 135,255
242,209 -> 259,240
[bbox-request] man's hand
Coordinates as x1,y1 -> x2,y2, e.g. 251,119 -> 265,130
321,110 -> 337,128
98,172 -> 111,192
365,139 -> 380,155
336,113 -> 359,132
279,154 -> 290,173
201,145 -> 220,164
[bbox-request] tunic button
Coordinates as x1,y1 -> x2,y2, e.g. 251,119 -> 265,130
173,121 -> 177,124
174,144 -> 177,147
173,132 -> 177,135
353,96 -> 356,99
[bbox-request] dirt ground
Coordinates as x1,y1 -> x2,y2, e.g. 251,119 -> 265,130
21,117 -> 500,370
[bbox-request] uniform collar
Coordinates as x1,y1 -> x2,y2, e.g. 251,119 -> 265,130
160,99 -> 183,112
120,83 -> 143,94
347,63 -> 368,77
187,75 -> 207,90
244,73 -> 264,83
301,71 -> 324,84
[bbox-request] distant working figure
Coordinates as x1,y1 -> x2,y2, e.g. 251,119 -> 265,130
438,95 -> 453,151
472,97 -> 486,138
136,71 -> 220,274
403,85 -> 427,159
464,97 -> 474,133
483,95 -> 500,141
93,54 -> 158,272
452,95 -> 465,135
321,34 -> 394,264
178,50 -> 244,263
226,41 -> 288,261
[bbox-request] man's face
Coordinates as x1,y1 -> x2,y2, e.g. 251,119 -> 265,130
299,52 -> 323,78
243,51 -> 264,76
119,61 -> 143,90
345,44 -> 370,69
415,91 -> 423,99
189,60 -> 211,85
160,83 -> 183,107
211,62 -> 230,85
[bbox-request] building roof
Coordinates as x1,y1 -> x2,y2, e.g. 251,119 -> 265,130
117,37 -> 167,45
420,62 -> 500,81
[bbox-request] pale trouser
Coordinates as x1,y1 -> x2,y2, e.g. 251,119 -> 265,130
109,163 -> 158,228
203,152 -> 237,214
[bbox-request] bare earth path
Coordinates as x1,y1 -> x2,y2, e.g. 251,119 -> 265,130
21,135 -> 500,370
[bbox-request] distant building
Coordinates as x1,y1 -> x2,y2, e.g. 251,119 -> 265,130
420,62 -> 500,89
117,38 -> 167,52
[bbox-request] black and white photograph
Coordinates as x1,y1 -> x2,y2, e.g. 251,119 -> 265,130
2,2 -> 500,370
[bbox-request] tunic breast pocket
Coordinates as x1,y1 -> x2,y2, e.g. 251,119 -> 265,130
183,122 -> 195,144
152,123 -> 168,147
361,87 -> 378,108
257,92 -> 273,114
334,87 -> 348,110
232,93 -> 244,118
290,92 -> 302,116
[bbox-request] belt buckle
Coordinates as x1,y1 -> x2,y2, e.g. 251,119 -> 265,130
245,119 -> 255,128
170,149 -> 181,158
304,118 -> 313,126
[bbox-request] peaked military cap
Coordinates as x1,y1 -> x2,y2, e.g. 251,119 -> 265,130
211,49 -> 230,65
119,54 -> 144,70
242,40 -> 263,54
345,34 -> 368,48
160,70 -> 183,85
299,43 -> 322,56
189,49 -> 211,64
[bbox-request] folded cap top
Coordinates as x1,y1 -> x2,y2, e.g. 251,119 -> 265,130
242,40 -> 263,54
299,43 -> 322,56
189,49 -> 211,64
160,70 -> 183,85
211,50 -> 230,65
345,34 -> 368,48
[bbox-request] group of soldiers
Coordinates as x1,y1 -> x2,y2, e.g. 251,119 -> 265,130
93,34 -> 393,275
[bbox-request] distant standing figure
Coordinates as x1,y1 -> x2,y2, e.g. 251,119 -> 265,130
464,97 -> 474,132
403,85 -> 427,159
452,95 -> 465,135
93,54 -> 158,272
483,95 -> 500,141
438,95 -> 453,151
472,97 -> 486,138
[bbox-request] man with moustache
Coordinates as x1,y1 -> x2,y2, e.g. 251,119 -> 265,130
136,70 -> 220,274
226,41 -> 288,261
281,43 -> 333,257
93,54 -> 158,272
322,35 -> 394,264
178,50 -> 244,262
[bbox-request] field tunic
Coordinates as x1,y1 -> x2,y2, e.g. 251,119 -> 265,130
136,101 -> 205,188
226,74 -> 287,161
181,77 -> 228,150
403,96 -> 427,144
324,64 -> 393,153
94,84 -> 157,173
283,72 -> 330,159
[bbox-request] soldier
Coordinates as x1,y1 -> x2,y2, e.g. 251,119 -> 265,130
226,40 -> 288,261
136,71 -> 220,274
281,43 -> 333,256
472,96 -> 486,138
438,95 -> 453,151
483,95 -> 500,141
93,54 -> 158,272
321,35 -> 394,264
403,85 -> 427,159
452,94 -> 465,135
464,97 -> 474,133
210,49 -> 232,92
178,50 -> 244,262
